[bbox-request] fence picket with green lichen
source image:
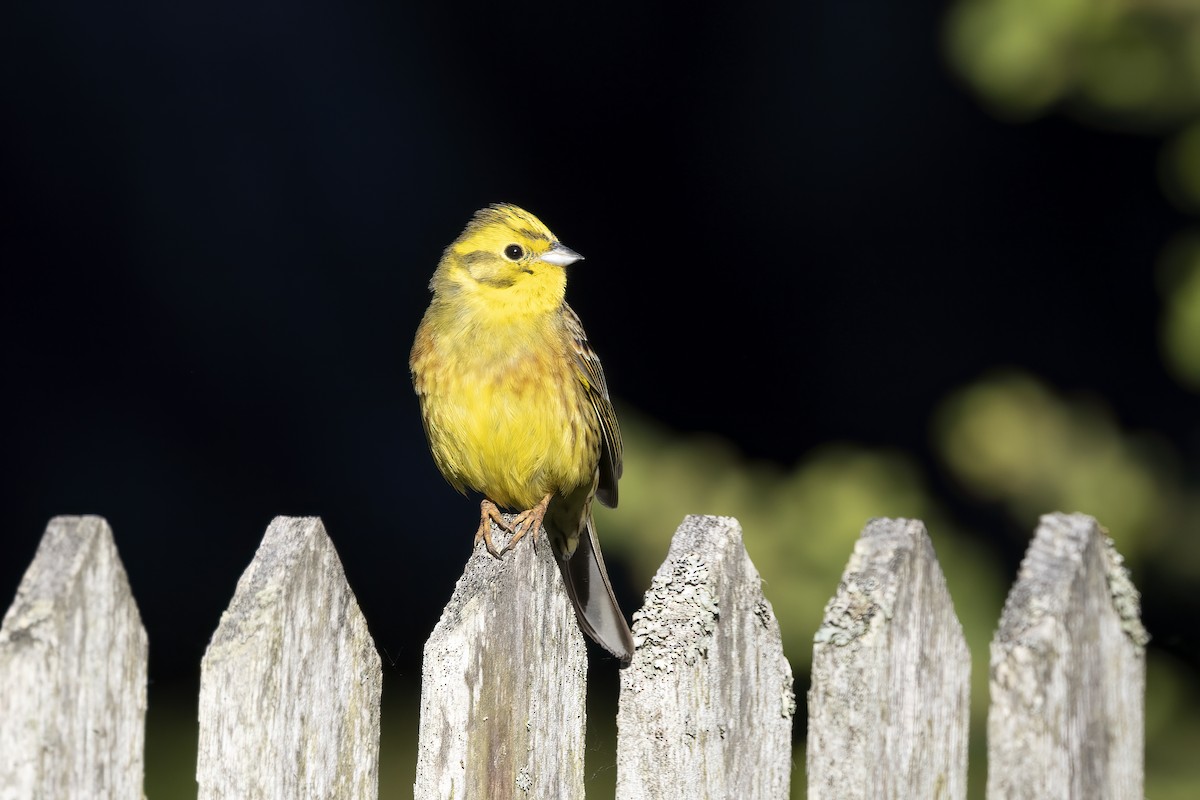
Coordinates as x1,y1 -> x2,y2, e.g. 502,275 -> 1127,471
0,512 -> 1146,799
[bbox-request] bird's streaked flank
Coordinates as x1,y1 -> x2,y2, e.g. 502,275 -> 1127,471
410,203 -> 635,663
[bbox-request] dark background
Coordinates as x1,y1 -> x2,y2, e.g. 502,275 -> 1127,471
2,0 -> 1197,793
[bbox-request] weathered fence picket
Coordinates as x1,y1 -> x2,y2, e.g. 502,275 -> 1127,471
0,510 -> 1148,798
196,516 -> 381,800
0,515 -> 147,800
413,518 -> 588,800
806,517 -> 971,800
615,515 -> 795,800
987,512 -> 1148,800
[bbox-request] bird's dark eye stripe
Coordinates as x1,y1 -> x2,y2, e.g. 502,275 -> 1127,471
504,244 -> 524,260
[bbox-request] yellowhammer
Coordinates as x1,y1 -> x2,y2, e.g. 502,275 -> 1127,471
409,203 -> 635,664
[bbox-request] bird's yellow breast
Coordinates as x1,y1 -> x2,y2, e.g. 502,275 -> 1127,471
411,307 -> 598,511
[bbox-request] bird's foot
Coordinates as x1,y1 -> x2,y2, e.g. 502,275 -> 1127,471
473,499 -> 512,559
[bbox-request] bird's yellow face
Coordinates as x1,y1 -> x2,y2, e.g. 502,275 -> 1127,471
432,204 -> 582,316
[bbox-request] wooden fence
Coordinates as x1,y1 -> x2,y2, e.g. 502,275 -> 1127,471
0,512 -> 1146,799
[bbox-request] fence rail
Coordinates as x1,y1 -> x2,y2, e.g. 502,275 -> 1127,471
0,511 -> 1145,799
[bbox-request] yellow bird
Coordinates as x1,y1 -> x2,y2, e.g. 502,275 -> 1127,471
409,203 -> 635,664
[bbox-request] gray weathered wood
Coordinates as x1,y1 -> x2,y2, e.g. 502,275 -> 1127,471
807,517 -> 970,800
616,515 -> 795,800
987,512 -> 1148,800
0,515 -> 147,800
414,516 -> 588,800
197,516 -> 381,800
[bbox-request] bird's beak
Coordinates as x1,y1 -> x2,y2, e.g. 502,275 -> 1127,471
541,242 -> 584,267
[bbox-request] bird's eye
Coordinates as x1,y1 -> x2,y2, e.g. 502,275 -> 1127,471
503,244 -> 524,260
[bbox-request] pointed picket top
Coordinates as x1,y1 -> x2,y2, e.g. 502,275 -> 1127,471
988,512 -> 1147,800
0,515 -> 147,800
807,518 -> 970,800
197,516 -> 381,800
617,515 -> 795,800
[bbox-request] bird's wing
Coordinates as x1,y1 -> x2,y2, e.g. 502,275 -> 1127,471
563,302 -> 623,508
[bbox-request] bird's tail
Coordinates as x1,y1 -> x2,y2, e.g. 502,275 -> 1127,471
556,516 -> 635,665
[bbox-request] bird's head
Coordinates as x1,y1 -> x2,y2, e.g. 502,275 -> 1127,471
431,204 -> 583,312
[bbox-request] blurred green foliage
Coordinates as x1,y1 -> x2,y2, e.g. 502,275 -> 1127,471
935,372 -> 1179,564
944,0 -> 1200,128
1162,120 -> 1200,210
1160,232 -> 1200,386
